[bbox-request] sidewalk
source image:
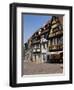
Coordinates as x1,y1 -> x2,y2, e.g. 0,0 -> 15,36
22,62 -> 63,75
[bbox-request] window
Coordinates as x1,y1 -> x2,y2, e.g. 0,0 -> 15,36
60,36 -> 63,44
37,44 -> 40,48
54,38 -> 57,45
34,45 -> 36,48
43,54 -> 46,61
44,33 -> 48,39
43,44 -> 45,49
50,39 -> 53,45
52,38 -> 55,45
58,24 -> 63,30
34,44 -> 40,48
57,36 -> 63,44
52,24 -> 63,32
38,54 -> 40,58
48,40 -> 51,45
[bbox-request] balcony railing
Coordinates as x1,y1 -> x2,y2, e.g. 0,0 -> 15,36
49,30 -> 63,38
32,40 -> 40,44
51,23 -> 59,29
41,29 -> 49,34
32,34 -> 40,39
49,44 -> 63,51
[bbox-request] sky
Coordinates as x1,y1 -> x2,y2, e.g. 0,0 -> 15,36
22,14 -> 52,43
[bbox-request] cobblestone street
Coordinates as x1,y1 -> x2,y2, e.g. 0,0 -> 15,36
22,61 -> 63,75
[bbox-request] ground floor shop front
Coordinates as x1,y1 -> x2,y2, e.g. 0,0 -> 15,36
31,51 -> 63,63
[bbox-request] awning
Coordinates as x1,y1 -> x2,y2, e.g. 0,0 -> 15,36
47,51 -> 63,55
